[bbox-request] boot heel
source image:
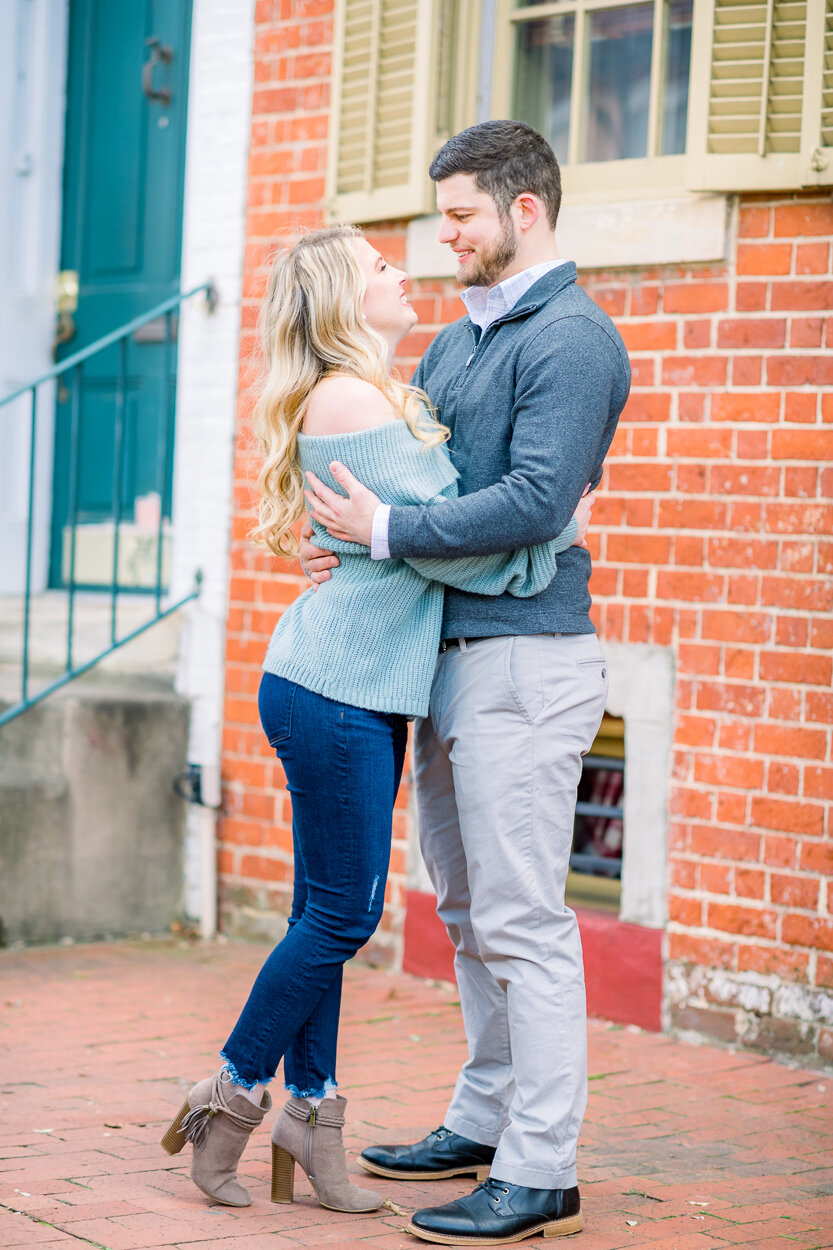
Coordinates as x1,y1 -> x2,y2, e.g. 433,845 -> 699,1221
543,1211 -> 584,1237
160,1100 -> 190,1155
271,1142 -> 295,1203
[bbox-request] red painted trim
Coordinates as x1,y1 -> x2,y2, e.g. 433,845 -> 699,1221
403,889 -> 662,1032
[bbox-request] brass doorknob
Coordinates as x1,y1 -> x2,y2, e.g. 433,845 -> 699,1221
56,269 -> 79,315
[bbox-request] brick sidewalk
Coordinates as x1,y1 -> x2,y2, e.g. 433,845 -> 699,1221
1,940 -> 831,1250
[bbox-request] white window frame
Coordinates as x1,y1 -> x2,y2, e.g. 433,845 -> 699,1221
493,0 -> 693,200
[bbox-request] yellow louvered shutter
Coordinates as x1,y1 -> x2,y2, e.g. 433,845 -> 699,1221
327,0 -> 477,223
687,0 -> 832,190
801,0 -> 833,184
823,4 -> 833,145
823,3 -> 833,145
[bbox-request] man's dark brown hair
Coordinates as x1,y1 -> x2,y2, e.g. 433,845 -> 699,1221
429,120 -> 562,229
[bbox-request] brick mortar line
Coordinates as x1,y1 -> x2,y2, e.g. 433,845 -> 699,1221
678,706 -> 825,717
418,315 -> 832,335
668,920 -> 831,941
672,882 -> 826,900
0,1203 -> 108,1249
675,772 -> 830,783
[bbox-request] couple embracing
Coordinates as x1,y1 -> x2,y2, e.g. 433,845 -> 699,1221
161,120 -> 630,1246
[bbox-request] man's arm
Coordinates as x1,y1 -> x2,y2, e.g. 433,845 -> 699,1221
403,511 -> 580,596
304,318 -> 626,558
388,318 -> 624,560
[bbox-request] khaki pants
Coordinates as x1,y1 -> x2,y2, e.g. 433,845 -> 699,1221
415,632 -> 608,1189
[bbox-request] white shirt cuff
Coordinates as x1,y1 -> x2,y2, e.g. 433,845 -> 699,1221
370,504 -> 392,560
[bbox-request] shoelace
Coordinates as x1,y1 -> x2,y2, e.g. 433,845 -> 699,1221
477,1178 -> 511,1205
180,1070 -> 264,1150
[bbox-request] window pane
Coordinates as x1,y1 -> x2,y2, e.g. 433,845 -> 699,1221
567,713 -> 625,916
584,3 -> 654,162
513,15 -> 574,163
662,0 -> 693,155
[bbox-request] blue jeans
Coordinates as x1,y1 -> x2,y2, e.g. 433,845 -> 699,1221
221,674 -> 408,1097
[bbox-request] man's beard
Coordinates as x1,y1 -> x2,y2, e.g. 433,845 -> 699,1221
459,216 -> 519,288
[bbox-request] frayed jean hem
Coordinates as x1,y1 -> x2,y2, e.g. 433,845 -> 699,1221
285,1076 -> 338,1100
219,1052 -> 275,1091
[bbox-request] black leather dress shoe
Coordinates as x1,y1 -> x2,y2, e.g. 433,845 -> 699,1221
406,1178 -> 583,1245
358,1125 -> 496,1180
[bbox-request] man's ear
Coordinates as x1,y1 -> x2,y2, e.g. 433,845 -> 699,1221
515,193 -> 542,232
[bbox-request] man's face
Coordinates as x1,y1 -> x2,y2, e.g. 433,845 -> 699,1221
435,173 -> 519,289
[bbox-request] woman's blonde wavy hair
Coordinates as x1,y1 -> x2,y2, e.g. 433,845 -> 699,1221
251,224 -> 447,558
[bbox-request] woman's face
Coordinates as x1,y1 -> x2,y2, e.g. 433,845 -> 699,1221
350,237 -> 418,341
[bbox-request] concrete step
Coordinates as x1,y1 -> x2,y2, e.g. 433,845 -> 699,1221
0,672 -> 190,945
0,591 -> 182,681
0,590 -> 182,720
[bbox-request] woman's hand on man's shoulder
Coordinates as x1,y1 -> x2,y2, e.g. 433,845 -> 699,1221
303,376 -> 395,436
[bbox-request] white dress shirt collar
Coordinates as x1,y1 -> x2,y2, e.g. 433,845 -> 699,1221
460,259 -> 571,334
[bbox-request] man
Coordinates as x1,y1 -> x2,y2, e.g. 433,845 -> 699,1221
302,120 -> 630,1245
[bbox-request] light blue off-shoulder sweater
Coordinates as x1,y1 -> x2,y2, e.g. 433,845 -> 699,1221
262,419 -> 577,718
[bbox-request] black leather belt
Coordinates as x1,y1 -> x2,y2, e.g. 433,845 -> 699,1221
439,636 -> 496,653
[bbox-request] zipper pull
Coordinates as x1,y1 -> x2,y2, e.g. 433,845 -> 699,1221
309,1106 -> 317,1127
465,352 -> 475,368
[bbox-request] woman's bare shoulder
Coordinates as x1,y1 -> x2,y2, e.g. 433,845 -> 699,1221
303,376 -> 397,435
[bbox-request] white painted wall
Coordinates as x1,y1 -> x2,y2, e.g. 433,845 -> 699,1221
407,642 -> 675,931
171,0 -> 256,935
604,643 -> 675,929
0,0 -> 69,595
407,194 -> 729,279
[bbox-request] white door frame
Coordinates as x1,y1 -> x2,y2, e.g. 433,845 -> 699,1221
170,0 -> 257,935
0,0 -> 69,595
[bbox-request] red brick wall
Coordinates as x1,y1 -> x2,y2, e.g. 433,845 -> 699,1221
577,202 -> 833,1061
220,1 -> 833,1058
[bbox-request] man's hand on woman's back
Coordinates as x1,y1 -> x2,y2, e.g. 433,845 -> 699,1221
300,521 -> 338,587
573,489 -> 595,550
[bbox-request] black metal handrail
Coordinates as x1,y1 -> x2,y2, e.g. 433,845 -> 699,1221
0,282 -> 217,729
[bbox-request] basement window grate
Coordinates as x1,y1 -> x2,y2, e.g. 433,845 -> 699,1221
567,713 -> 624,913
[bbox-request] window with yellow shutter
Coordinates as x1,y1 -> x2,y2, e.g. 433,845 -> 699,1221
822,2 -> 833,148
802,0 -> 833,184
492,0 -> 694,198
327,0 -> 479,224
491,0 -> 831,199
687,0 -> 833,190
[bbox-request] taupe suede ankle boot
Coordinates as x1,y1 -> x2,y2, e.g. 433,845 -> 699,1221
161,1068 -> 271,1206
270,1094 -> 382,1212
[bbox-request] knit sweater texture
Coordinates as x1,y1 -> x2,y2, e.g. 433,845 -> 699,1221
262,419 -> 578,717
396,262 -> 631,639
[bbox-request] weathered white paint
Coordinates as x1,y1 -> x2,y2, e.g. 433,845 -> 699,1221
171,0 -> 257,935
667,962 -> 833,1050
407,641 -> 674,933
604,643 -> 675,929
406,194 -> 729,279
0,0 -> 68,594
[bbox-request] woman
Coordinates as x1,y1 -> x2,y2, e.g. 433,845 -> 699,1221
160,225 -> 591,1215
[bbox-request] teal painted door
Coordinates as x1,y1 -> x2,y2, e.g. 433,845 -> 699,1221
50,0 -> 192,588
